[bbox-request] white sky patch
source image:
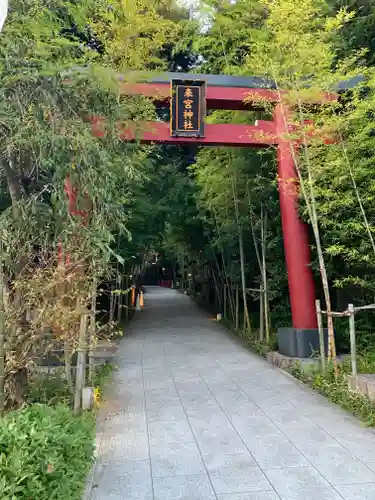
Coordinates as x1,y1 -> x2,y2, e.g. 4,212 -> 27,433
179,0 -> 213,32
0,0 -> 8,32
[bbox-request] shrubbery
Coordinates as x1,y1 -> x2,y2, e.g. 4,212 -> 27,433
0,404 -> 94,499
291,359 -> 375,427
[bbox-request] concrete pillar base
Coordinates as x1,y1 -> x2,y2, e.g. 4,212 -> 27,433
277,327 -> 328,358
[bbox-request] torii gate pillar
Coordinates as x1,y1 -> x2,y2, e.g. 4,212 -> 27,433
275,104 -> 318,356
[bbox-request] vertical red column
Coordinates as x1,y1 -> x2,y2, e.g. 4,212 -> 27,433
274,103 -> 317,329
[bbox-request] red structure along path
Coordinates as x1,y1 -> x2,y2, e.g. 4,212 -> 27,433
91,72 -> 325,355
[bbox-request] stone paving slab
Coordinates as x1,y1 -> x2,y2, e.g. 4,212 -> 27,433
85,287 -> 375,500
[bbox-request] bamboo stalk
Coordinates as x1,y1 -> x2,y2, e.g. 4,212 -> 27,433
354,304 -> 375,312
223,284 -> 227,319
235,284 -> 239,331
315,299 -> 326,373
246,181 -> 262,273
231,174 -> 251,332
348,303 -> 357,377
64,342 -> 73,393
0,241 -> 5,417
261,206 -> 270,341
117,272 -> 122,323
294,97 -> 338,378
180,251 -> 185,287
88,278 -> 97,384
125,275 -> 129,322
109,281 -> 115,323
211,265 -> 221,312
212,210 -> 235,319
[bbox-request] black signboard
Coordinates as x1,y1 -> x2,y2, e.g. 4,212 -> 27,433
170,79 -> 206,137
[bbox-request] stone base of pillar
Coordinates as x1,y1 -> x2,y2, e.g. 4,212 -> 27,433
277,327 -> 328,358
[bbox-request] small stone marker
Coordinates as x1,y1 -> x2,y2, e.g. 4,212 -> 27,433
82,386 -> 94,410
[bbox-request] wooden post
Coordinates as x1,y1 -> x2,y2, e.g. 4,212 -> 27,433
259,291 -> 264,341
74,307 -> 89,416
223,285 -> 227,319
125,275 -> 129,322
348,303 -> 357,377
315,299 -> 326,373
235,284 -> 239,331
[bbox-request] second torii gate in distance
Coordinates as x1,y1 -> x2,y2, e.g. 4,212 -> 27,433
93,72 -> 330,357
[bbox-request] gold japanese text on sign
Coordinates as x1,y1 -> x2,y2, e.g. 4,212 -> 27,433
170,80 -> 206,138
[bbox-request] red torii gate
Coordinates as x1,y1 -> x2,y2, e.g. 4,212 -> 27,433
92,72 -> 325,356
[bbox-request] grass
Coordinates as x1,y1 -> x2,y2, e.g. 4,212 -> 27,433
222,314 -> 375,427
291,359 -> 375,427
222,318 -> 278,357
27,362 -> 114,407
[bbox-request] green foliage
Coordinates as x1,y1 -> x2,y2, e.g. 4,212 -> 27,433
0,404 -> 94,500
0,0 -> 194,397
193,0 -> 267,74
27,372 -> 73,407
26,362 -> 113,407
292,361 -> 375,426
242,331 -> 278,357
328,0 -> 375,67
92,361 -> 113,388
89,0 -> 191,70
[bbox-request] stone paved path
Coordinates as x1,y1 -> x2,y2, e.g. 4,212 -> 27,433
86,287 -> 375,500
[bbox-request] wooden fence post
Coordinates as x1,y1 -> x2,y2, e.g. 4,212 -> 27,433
348,303 -> 357,377
315,299 -> 326,373
259,291 -> 264,341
